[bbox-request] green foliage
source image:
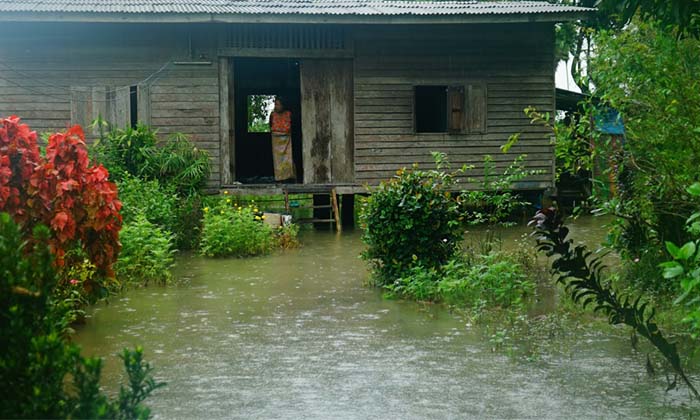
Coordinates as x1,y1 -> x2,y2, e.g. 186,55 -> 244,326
173,193 -> 205,250
94,124 -> 210,196
590,20 -> 700,265
141,133 -> 211,196
275,222 -> 300,250
93,124 -> 157,182
118,175 -> 178,233
458,154 -> 535,226
247,94 -> 274,133
525,105 -> 598,181
115,215 -> 175,286
531,208 -> 699,399
359,153 -> 463,285
386,251 -> 536,311
200,199 -> 276,258
660,183 -> 700,338
0,213 -> 164,418
96,124 -> 211,251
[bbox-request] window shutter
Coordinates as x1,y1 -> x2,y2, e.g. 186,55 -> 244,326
447,85 -> 465,133
70,86 -> 92,129
466,83 -> 487,134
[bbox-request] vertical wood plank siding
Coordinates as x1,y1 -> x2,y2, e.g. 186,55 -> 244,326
352,23 -> 556,189
0,23 -> 222,187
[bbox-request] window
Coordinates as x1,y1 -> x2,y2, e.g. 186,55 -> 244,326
129,85 -> 138,128
413,84 -> 486,134
247,94 -> 275,133
414,86 -> 448,133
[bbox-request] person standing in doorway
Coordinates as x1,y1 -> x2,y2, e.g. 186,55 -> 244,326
269,96 -> 295,182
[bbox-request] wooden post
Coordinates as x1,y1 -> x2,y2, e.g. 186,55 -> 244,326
219,57 -> 233,185
331,188 -> 341,233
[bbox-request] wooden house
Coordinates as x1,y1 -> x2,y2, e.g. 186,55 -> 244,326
0,1 -> 593,199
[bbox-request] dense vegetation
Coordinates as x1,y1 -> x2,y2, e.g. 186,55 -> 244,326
360,153 -> 539,312
200,195 -> 299,257
0,213 -> 163,418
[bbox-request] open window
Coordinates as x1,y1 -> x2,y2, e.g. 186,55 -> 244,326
413,84 -> 486,134
414,85 -> 448,133
246,94 -> 275,133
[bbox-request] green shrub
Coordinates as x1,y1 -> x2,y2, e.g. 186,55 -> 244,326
360,153 -> 463,285
275,222 -> 300,250
173,193 -> 205,250
458,155 -> 534,227
386,251 -> 536,310
200,200 -> 276,257
0,212 -> 164,418
115,215 -> 175,286
94,124 -> 210,196
118,175 -> 178,231
660,183 -> 700,338
141,133 -> 211,196
93,124 -> 157,182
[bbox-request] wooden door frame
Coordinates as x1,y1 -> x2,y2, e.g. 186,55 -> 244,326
219,57 -> 234,185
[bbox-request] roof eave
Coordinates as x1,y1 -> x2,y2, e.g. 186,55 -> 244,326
0,10 -> 595,25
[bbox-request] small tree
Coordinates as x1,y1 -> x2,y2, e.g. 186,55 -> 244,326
360,153 -> 463,284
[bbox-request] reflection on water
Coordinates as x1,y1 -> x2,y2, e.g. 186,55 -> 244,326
75,217 -> 698,419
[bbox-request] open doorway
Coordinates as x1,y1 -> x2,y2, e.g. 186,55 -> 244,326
234,58 -> 302,183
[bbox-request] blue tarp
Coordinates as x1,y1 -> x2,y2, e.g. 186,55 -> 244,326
595,108 -> 626,135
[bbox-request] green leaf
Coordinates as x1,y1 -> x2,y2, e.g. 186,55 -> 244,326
687,183 -> 700,197
665,241 -> 681,259
661,262 -> 684,279
678,242 -> 697,261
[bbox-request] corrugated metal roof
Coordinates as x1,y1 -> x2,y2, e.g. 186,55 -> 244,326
0,1 -> 594,16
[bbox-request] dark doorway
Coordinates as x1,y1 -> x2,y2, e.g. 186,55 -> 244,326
234,58 -> 303,183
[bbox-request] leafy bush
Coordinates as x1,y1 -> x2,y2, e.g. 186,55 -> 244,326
0,212 -> 164,418
173,193 -> 205,250
92,124 -> 157,182
115,215 -> 175,286
0,116 -> 121,284
360,153 -> 463,285
386,252 -> 536,310
660,183 -> 700,338
118,175 -> 178,232
200,199 -> 276,257
94,125 -> 210,195
592,22 -> 700,256
276,222 -> 300,250
142,133 -> 211,196
459,154 -> 534,226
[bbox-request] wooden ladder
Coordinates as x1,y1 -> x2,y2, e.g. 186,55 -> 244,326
284,187 -> 342,232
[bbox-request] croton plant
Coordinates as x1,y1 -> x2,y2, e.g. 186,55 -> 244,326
0,116 -> 121,289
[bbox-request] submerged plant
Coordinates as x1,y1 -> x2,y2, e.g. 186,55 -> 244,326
530,208 -> 699,399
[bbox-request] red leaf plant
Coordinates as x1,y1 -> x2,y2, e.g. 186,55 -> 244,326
0,116 -> 122,291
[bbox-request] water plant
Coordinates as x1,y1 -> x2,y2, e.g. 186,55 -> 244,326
385,251 -> 536,311
530,207 -> 699,399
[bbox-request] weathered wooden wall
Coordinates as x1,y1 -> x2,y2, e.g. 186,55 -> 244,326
0,21 -> 556,191
352,23 -> 556,189
0,23 -> 222,187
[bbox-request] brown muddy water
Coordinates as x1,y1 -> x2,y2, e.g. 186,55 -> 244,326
75,217 -> 700,419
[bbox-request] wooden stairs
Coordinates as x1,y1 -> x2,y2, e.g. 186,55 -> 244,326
284,187 -> 341,232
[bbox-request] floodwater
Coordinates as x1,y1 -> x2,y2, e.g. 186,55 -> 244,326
75,217 -> 700,419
